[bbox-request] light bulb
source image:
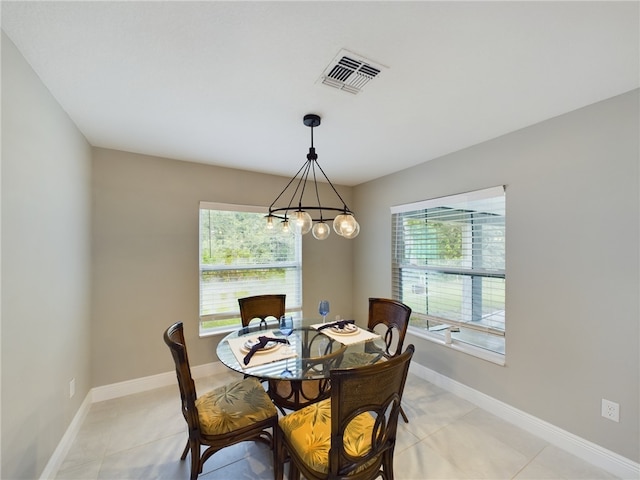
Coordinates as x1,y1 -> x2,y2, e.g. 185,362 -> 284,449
341,220 -> 360,239
294,210 -> 313,235
282,220 -> 290,233
333,214 -> 345,236
312,221 -> 330,240
266,215 -> 274,230
333,213 -> 357,236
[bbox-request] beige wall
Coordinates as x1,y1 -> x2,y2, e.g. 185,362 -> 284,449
91,149 -> 354,387
352,90 -> 640,462
2,25 -> 638,477
1,33 -> 92,478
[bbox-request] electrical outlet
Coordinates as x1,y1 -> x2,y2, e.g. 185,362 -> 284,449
601,399 -> 619,422
69,378 -> 76,399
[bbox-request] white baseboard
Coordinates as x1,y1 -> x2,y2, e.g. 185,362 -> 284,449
40,393 -> 92,480
409,362 -> 640,480
43,361 -> 639,480
41,362 -> 227,479
91,362 -> 228,403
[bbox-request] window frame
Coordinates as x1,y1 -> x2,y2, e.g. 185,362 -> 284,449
198,201 -> 303,336
391,186 -> 506,364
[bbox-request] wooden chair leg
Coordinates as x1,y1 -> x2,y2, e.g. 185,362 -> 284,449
288,459 -> 301,480
383,449 -> 395,480
273,424 -> 283,480
180,439 -> 190,460
400,404 -> 409,423
189,444 -> 200,480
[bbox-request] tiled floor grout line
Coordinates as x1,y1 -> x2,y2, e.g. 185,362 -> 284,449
54,373 -> 620,480
509,444 -> 550,480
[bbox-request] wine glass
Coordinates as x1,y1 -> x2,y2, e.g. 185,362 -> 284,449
318,300 -> 330,323
279,315 -> 294,337
279,316 -> 294,377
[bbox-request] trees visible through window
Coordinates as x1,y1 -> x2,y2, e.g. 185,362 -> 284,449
199,202 -> 302,333
391,186 -> 505,357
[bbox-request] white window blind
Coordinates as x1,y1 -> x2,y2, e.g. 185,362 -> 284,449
199,202 -> 302,332
391,187 -> 506,354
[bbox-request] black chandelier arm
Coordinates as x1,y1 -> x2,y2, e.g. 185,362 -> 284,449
312,157 -> 353,213
268,158 -> 354,220
282,160 -> 312,217
294,160 -> 312,211
268,160 -> 309,213
310,160 -> 325,220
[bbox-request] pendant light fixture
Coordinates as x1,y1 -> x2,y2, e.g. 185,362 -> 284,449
266,114 -> 359,240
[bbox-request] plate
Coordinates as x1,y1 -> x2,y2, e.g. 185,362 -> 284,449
330,324 -> 359,335
241,339 -> 280,353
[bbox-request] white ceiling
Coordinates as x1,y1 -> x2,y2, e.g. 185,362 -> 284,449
2,1 -> 638,186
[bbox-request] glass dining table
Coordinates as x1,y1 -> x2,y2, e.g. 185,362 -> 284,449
215,318 -> 388,411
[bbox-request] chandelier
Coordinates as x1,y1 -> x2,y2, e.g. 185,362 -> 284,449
266,114 -> 360,240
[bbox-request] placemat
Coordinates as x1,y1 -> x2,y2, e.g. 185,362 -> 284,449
227,330 -> 297,368
310,323 -> 380,345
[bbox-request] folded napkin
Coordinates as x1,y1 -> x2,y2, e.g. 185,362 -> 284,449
243,336 -> 289,365
317,319 -> 355,331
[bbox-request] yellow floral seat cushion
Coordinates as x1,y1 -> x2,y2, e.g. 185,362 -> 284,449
278,398 -> 376,475
195,377 -> 277,436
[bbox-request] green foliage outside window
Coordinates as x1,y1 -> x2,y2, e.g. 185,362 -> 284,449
404,218 -> 463,264
199,206 -> 302,329
200,210 -> 296,266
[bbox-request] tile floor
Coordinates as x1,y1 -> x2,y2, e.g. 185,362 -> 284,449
54,371 -> 618,480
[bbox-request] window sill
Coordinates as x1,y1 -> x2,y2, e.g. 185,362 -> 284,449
199,325 -> 237,338
407,327 -> 506,366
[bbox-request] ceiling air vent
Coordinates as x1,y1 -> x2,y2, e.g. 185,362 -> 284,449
318,49 -> 387,95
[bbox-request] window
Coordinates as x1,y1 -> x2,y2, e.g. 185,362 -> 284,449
199,202 -> 302,334
391,186 -> 505,359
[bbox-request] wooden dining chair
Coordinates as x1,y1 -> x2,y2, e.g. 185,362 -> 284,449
367,297 -> 412,423
164,322 -> 278,480
238,294 -> 327,414
368,297 -> 412,357
238,294 -> 286,328
275,345 -> 415,480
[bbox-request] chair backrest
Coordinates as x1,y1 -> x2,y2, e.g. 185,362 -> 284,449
329,345 -> 415,478
163,322 -> 200,436
238,294 -> 286,328
368,297 -> 412,356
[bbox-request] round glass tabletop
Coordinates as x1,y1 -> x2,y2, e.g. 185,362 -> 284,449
216,319 -> 387,381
